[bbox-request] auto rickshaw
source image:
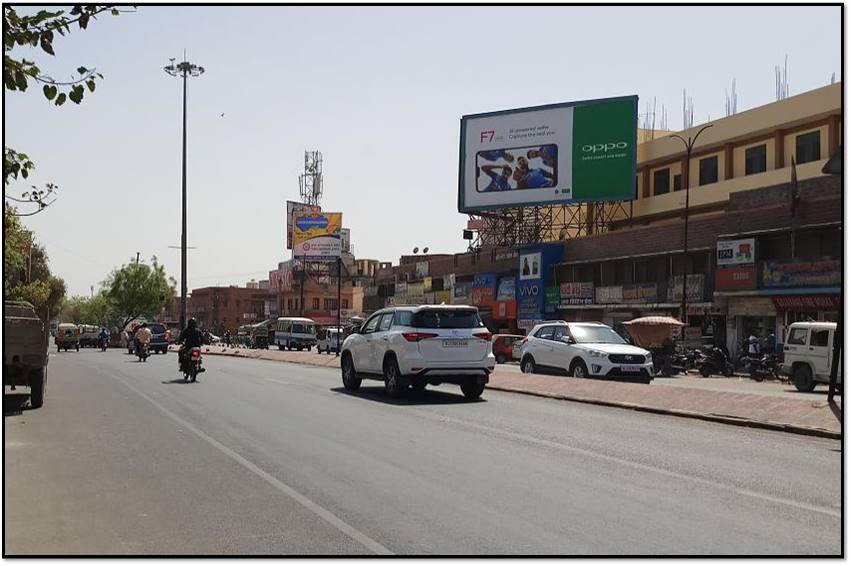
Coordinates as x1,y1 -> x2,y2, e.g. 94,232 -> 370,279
250,321 -> 269,349
55,322 -> 81,352
622,316 -> 686,377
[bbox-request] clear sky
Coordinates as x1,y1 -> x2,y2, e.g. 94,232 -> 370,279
6,5 -> 841,297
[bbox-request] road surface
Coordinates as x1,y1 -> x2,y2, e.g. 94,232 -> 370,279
4,349 -> 841,555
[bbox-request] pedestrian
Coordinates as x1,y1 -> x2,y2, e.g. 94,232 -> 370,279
747,332 -> 759,355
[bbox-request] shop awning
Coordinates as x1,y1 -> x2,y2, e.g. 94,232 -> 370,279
714,287 -> 840,298
558,302 -> 712,310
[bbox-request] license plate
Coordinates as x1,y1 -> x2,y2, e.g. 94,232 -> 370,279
620,366 -> 640,372
443,339 -> 468,348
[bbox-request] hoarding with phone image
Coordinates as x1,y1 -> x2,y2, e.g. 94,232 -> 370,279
459,95 -> 638,212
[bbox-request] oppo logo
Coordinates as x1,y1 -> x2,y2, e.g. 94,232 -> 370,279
582,142 -> 628,153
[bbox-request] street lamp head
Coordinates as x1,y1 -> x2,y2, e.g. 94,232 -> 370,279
164,59 -> 205,78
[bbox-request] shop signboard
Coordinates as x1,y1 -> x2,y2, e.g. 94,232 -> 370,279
423,276 -> 432,292
415,261 -> 429,279
471,273 -> 497,306
715,266 -> 757,290
518,318 -> 543,331
595,285 -> 623,304
727,297 -> 777,317
292,212 -> 342,261
761,259 -> 841,288
453,281 -> 472,305
517,243 -> 562,326
772,295 -> 840,311
622,282 -> 658,303
497,278 -> 516,301
286,201 -> 321,250
544,286 -> 560,314
434,290 -> 452,305
459,95 -> 638,212
667,274 -> 705,302
559,281 -> 594,306
495,248 -> 519,262
394,282 -> 407,298
423,292 -> 435,305
443,273 -> 456,289
407,282 -> 424,302
716,238 -> 755,266
495,300 -> 517,320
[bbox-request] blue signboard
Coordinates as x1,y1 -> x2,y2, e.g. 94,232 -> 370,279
517,243 -> 563,324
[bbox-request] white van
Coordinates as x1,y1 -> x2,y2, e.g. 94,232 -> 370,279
316,327 -> 342,354
275,317 -> 316,351
782,321 -> 841,392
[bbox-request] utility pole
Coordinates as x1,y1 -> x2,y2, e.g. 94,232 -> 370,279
135,252 -> 140,265
165,53 -> 205,332
669,124 -> 714,324
336,257 -> 342,357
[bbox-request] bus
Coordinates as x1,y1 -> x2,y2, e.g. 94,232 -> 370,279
274,317 -> 316,351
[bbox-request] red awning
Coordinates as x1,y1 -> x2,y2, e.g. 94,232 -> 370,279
772,295 -> 840,311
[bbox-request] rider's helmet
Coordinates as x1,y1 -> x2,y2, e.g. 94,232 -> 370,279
188,317 -> 197,330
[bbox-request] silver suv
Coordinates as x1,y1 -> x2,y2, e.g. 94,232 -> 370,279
340,305 -> 495,399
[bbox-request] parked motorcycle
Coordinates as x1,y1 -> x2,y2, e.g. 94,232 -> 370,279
697,346 -> 734,377
671,346 -> 701,374
746,353 -> 781,382
181,346 -> 204,382
137,341 -> 149,362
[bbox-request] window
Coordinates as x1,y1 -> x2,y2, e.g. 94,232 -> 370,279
745,145 -> 767,175
810,329 -> 830,348
377,313 -> 393,332
342,299 -> 349,309
699,156 -> 718,185
412,309 -> 483,329
787,328 -> 808,345
551,326 -> 567,342
535,326 -> 555,340
393,310 -> 413,327
796,131 -> 821,164
312,298 -> 320,310
673,174 -> 682,191
653,168 -> 670,195
324,299 -> 338,311
361,315 -> 381,335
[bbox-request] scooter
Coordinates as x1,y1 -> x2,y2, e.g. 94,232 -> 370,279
137,341 -> 150,362
181,346 -> 205,382
100,336 -> 109,352
746,353 -> 781,382
697,346 -> 734,377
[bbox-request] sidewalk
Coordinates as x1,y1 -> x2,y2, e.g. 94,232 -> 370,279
178,345 -> 842,439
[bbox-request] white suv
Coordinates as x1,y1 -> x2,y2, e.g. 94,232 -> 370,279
340,305 -> 495,399
519,321 -> 653,383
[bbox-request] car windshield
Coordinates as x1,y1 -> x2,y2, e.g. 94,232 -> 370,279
412,309 -> 483,329
292,324 -> 313,334
571,325 -> 627,344
149,324 -> 165,334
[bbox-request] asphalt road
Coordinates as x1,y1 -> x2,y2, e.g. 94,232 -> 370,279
4,349 -> 841,555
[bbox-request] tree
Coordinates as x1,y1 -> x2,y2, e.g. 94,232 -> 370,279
61,293 -> 120,329
4,5 -> 133,215
103,257 -> 176,328
4,203 -> 66,319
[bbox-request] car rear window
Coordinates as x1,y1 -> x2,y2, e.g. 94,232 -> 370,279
412,309 -> 483,329
149,324 -> 165,334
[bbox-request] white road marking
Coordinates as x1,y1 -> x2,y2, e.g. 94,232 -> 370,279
114,377 -> 393,555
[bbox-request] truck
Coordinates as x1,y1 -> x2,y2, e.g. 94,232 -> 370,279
4,301 -> 49,408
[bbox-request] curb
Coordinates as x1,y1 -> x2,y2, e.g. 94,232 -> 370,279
175,347 -> 841,440
485,384 -> 841,440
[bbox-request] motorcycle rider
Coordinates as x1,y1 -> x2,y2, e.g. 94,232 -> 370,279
177,317 -> 206,372
135,323 -> 153,356
98,327 -> 110,349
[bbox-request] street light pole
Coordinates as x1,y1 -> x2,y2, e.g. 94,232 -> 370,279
669,124 -> 714,324
165,55 -> 205,332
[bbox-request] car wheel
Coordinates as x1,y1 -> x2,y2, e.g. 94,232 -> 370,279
496,353 -> 506,364
793,365 -> 816,392
383,357 -> 408,398
460,379 -> 485,400
571,360 -> 589,378
29,368 -> 45,409
341,354 -> 361,392
521,356 -> 536,374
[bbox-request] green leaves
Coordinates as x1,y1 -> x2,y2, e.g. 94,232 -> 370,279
68,84 -> 84,104
43,84 -> 57,100
55,92 -> 66,106
86,79 -> 95,92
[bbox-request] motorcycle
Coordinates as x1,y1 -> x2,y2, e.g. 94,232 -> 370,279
100,335 -> 109,352
697,346 -> 734,377
746,353 -> 781,382
137,341 -> 150,362
182,346 -> 204,382
671,346 -> 701,375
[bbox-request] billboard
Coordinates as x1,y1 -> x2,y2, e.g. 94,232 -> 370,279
286,201 -> 321,250
458,96 -> 638,212
761,259 -> 841,288
716,238 -> 755,266
292,212 -> 342,261
269,261 -> 295,292
560,282 -> 594,306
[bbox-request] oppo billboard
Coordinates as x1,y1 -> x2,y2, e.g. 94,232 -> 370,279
458,95 -> 638,213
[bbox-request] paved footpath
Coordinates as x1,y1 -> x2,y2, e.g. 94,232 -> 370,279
173,346 -> 842,439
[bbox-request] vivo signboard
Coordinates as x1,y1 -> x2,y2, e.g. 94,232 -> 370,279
458,96 -> 638,212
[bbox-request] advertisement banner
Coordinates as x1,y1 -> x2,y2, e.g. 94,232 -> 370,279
471,273 -> 497,306
716,238 -> 755,266
596,286 -> 623,304
434,290 -> 452,305
286,201 -> 321,250
715,266 -> 757,290
459,96 -> 638,212
518,318 -> 543,331
496,278 -> 516,301
423,292 -> 435,305
407,282 -> 424,302
293,212 -> 342,261
622,283 -> 658,303
559,282 -> 594,306
443,273 -> 456,289
453,281 -> 472,305
423,276 -> 432,292
667,274 -> 705,302
495,300 -> 517,320
544,286 -> 560,314
761,259 -> 841,288
269,262 -> 294,292
415,261 -> 429,279
517,243 -> 562,323
395,282 -> 407,297
772,295 -> 840,311
518,251 -> 542,281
